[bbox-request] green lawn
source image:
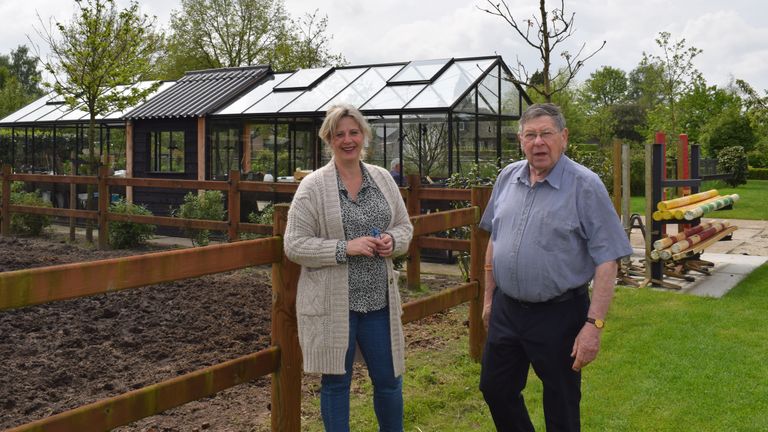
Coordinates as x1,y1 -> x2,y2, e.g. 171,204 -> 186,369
630,179 -> 768,220
299,264 -> 768,431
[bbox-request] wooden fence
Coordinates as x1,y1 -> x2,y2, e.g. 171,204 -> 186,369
0,169 -> 492,431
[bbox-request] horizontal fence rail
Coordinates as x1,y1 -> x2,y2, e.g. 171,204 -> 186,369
5,346 -> 281,432
0,237 -> 282,310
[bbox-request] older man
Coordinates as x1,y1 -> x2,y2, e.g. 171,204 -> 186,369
479,103 -> 632,431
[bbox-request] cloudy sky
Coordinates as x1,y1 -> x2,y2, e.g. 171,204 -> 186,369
3,0 -> 767,91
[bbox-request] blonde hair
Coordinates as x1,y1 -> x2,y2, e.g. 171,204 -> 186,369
318,104 -> 373,158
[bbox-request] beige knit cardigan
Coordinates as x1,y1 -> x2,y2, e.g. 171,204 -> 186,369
283,159 -> 413,375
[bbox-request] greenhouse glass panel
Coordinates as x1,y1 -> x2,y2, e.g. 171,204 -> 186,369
389,58 -> 450,83
14,129 -> 27,168
454,88 -> 477,114
401,114 -> 449,178
501,74 -> 521,116
477,116 -> 498,172
453,114 -> 476,173
322,66 -> 402,110
478,67 -> 499,114
406,58 -> 494,109
247,90 -> 303,113
0,129 -> 11,165
218,73 -> 291,115
274,123 -> 292,177
290,119 -> 315,173
209,124 -> 240,180
274,68 -> 330,90
30,104 -> 67,122
248,122 -> 277,175
0,94 -> 49,123
281,68 -> 366,113
33,127 -> 54,173
368,116 -> 401,176
54,127 -> 77,175
501,119 -> 521,163
360,84 -> 425,110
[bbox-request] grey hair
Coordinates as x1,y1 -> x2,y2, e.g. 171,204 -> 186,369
390,158 -> 400,170
518,103 -> 567,133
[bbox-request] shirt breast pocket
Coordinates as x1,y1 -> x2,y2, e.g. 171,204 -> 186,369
297,268 -> 329,316
533,210 -> 580,253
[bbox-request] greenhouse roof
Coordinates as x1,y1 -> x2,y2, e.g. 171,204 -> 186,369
214,55 -> 517,116
124,65 -> 270,120
0,55 -> 527,127
0,81 -> 175,126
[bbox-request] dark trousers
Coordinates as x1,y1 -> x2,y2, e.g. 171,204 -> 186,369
480,288 -> 589,432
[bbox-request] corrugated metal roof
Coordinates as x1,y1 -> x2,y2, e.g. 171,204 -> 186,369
123,65 -> 270,120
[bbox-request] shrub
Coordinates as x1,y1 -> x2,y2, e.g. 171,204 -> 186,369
2,182 -> 52,236
174,190 -> 226,246
717,146 -> 748,187
748,167 -> 768,180
567,144 -> 614,195
108,199 -> 156,249
240,204 -> 275,240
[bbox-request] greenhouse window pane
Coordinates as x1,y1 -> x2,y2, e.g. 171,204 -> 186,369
406,58 -> 495,109
245,90 -> 304,113
360,84 -> 425,110
478,66 -> 499,114
389,58 -> 450,83
501,75 -> 521,116
274,68 -> 331,90
321,66 -> 402,110
0,94 -> 52,124
281,68 -> 367,112
217,73 -> 291,114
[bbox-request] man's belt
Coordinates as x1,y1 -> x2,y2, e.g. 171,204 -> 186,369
507,284 -> 589,306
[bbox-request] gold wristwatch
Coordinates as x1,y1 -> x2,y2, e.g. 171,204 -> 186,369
587,317 -> 605,329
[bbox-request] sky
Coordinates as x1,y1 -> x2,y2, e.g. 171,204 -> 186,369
2,0 -> 767,92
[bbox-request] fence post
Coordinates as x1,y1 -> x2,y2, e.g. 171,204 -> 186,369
271,204 -> 301,432
612,139 -> 622,215
1,164 -> 10,237
98,165 -> 109,250
228,170 -> 241,242
406,174 -> 421,291
469,186 -> 492,361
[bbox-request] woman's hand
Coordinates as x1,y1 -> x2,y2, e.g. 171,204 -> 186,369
347,236 -> 380,257
374,233 -> 394,257
347,234 -> 394,257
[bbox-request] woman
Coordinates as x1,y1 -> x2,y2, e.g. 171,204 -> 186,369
283,104 -> 413,432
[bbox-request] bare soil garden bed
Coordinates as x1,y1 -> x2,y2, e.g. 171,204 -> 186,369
0,234 -> 464,431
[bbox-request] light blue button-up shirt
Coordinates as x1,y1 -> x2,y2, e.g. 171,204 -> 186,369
479,155 -> 633,302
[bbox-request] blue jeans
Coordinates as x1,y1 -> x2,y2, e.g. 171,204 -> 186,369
320,306 -> 403,432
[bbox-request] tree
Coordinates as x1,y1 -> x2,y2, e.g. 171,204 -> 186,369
35,0 -> 163,242
157,0 -> 345,79
0,77 -> 29,119
581,66 -> 627,110
640,31 -> 704,142
479,0 -> 605,102
270,10 -> 346,71
0,45 -> 44,97
700,110 -> 755,158
579,66 -> 628,145
0,45 -> 45,118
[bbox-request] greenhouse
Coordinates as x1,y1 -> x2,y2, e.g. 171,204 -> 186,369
0,55 -> 531,214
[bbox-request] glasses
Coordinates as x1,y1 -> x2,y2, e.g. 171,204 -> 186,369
521,129 -> 559,143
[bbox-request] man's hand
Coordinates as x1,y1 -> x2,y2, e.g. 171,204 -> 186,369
570,323 -> 602,371
482,302 -> 492,330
